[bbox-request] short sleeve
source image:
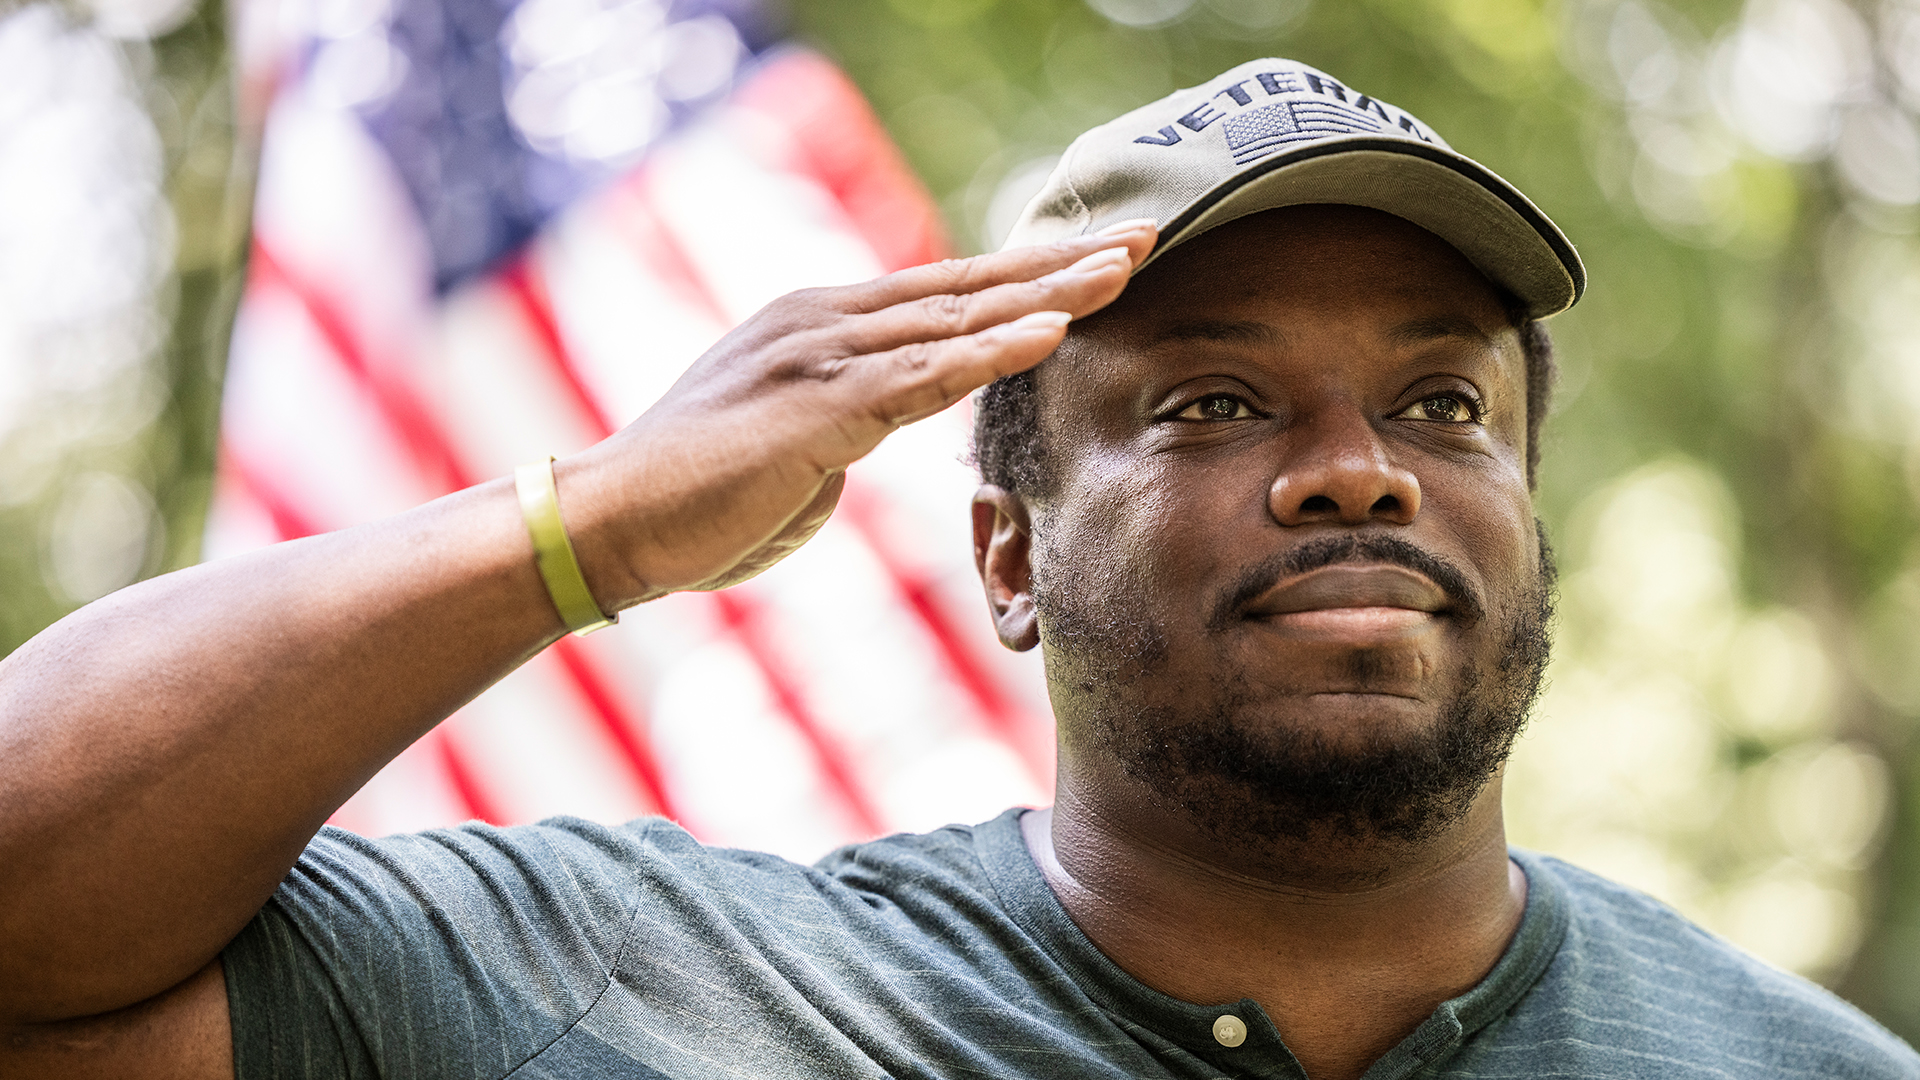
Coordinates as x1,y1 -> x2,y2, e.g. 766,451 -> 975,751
222,818 -> 653,1080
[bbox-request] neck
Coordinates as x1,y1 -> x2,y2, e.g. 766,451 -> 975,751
1026,770 -> 1525,1080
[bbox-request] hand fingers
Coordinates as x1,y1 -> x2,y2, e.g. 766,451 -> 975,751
832,220 -> 1158,315
834,310 -> 1072,440
830,245 -> 1134,358
697,222 -> 1152,385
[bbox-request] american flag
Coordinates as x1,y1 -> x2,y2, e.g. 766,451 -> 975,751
205,0 -> 1054,860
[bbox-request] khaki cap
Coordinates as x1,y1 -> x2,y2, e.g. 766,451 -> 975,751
1004,58 -> 1585,319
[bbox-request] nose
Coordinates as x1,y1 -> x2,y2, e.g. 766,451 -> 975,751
1269,409 -> 1421,527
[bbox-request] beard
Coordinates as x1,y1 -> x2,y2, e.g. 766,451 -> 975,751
1035,531 -> 1557,847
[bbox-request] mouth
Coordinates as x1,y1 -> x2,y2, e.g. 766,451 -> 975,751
1240,564 -> 1451,637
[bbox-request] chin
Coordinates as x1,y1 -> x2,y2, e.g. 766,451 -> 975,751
1081,666 -> 1520,847
1197,692 -> 1442,770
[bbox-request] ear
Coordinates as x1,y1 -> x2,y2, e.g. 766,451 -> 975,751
972,485 -> 1039,652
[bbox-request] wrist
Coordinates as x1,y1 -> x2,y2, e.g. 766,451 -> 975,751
549,448 -> 662,612
516,457 -> 617,634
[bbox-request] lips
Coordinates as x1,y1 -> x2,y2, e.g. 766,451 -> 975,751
1241,564 -> 1451,619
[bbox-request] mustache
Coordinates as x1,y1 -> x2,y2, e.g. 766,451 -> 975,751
1207,534 -> 1484,631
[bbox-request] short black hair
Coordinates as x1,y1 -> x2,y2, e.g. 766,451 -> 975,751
972,315 -> 1558,496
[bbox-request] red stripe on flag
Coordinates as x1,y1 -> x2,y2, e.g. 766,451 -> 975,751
498,256 -> 619,435
709,590 -> 884,837
837,488 -> 1050,786
433,728 -> 506,825
549,637 -> 675,819
220,452 -> 326,542
248,241 -> 471,491
733,52 -> 951,273
602,172 -> 736,328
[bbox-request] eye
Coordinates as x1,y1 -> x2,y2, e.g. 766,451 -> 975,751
1394,395 -> 1479,424
1175,394 -> 1256,421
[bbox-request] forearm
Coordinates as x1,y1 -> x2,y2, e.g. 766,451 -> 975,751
0,476 -> 562,1023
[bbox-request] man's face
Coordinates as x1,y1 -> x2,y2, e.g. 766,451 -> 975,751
1023,204 -> 1553,848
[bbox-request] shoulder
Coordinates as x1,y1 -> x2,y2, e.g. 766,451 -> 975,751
813,819 -> 992,888
287,814 -> 680,909
283,813 -> 999,918
1513,852 -> 1918,1077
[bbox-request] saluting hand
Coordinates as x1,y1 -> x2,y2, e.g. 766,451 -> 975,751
560,220 -> 1159,606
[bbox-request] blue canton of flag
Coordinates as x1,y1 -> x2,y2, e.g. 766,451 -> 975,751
360,0 -> 777,290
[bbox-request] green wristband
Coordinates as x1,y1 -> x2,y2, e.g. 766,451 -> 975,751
515,457 -> 616,636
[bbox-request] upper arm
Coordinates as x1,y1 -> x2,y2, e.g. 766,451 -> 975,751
0,959 -> 231,1080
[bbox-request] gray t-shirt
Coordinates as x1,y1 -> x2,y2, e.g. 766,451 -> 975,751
224,809 -> 1918,1078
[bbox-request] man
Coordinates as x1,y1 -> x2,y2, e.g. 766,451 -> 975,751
0,58 -> 1912,1080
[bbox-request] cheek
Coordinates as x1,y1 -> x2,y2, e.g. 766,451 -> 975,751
1425,464 -> 1540,601
1042,464 -> 1164,597
1042,450 -> 1289,651
1048,450 -> 1236,592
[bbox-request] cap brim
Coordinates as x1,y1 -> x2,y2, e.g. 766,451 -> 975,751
1139,136 -> 1585,320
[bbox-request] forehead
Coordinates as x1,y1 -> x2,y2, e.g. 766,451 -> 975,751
1038,205 -> 1519,395
1101,205 -> 1510,331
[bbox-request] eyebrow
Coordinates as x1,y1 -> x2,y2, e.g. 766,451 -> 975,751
1154,320 -> 1286,348
1385,314 -> 1495,349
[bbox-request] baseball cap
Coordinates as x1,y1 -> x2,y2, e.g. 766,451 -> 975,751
1003,58 -> 1585,319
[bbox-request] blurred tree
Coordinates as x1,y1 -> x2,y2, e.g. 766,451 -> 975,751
0,0 -> 249,640
143,0 -> 253,575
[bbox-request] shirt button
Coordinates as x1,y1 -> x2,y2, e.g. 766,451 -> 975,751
1212,1013 -> 1247,1048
